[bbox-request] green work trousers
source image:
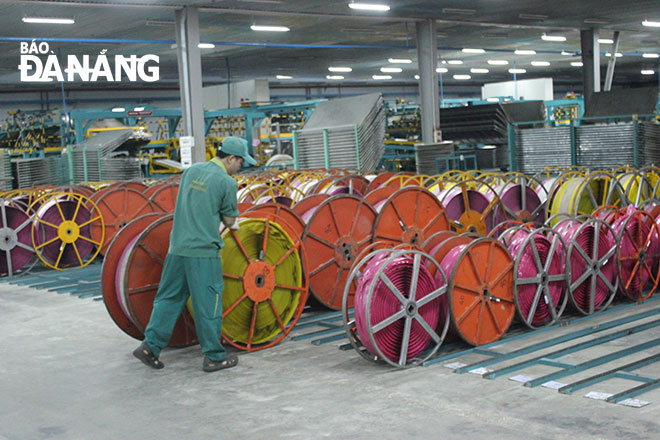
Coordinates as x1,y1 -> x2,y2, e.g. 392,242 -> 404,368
143,254 -> 226,362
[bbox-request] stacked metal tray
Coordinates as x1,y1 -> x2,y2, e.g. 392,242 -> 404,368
639,121 -> 660,166
439,103 -> 509,144
414,142 -> 455,175
513,126 -> 573,173
12,156 -> 67,189
296,93 -> 386,170
0,150 -> 13,190
577,124 -> 636,169
511,120 -> 660,172
67,129 -> 139,182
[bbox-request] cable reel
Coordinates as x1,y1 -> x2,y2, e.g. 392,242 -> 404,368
555,217 -> 618,315
342,248 -> 450,368
612,209 -> 660,301
31,192 -> 104,270
500,226 -> 568,328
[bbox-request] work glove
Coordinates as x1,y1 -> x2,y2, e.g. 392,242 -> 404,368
230,221 -> 240,231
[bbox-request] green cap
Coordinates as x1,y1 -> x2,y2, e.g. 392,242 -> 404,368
220,136 -> 257,167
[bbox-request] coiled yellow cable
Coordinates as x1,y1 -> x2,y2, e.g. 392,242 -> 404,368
185,219 -> 302,346
221,219 -> 302,344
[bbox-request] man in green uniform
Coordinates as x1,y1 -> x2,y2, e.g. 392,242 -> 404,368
133,136 -> 256,372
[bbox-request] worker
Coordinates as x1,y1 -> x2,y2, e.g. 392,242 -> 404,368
133,136 -> 256,372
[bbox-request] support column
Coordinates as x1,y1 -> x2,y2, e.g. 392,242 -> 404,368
416,19 -> 439,144
603,31 -> 621,92
175,7 -> 206,164
580,29 -> 601,112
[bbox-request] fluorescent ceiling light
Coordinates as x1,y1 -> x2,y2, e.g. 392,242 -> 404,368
447,60 -> 463,65
328,66 -> 352,72
470,68 -> 489,73
642,20 -> 660,27
584,18 -> 610,25
436,67 -> 448,73
531,61 -> 551,66
643,53 -> 660,58
561,51 -> 576,56
145,19 -> 175,27
380,67 -> 402,73
509,68 -> 526,74
111,107 -> 125,113
488,59 -> 509,65
442,8 -> 476,15
515,50 -> 537,55
598,38 -> 614,44
22,17 -> 75,24
198,43 -> 215,49
250,25 -> 290,32
326,75 -> 344,80
348,3 -> 390,11
414,74 -> 420,79
276,75 -> 292,79
462,48 -> 485,54
239,0 -> 286,3
542,34 -> 566,42
134,106 -> 145,111
481,145 -> 497,149
642,69 -> 656,75
372,74 -> 392,79
605,52 -> 623,57
571,61 -> 584,67
486,98 -> 500,102
388,58 -> 412,64
453,74 -> 471,80
519,13 -> 548,20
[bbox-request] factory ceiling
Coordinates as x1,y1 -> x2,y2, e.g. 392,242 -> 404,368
0,0 -> 658,92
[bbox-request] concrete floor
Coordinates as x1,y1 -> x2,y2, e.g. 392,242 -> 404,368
3,283 -> 660,440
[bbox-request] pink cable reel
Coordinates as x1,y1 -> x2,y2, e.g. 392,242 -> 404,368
496,225 -> 568,329
0,199 -> 38,277
434,179 -> 506,236
553,217 -> 619,315
490,174 -> 549,228
611,207 -> 660,302
342,246 -> 450,368
310,174 -> 369,197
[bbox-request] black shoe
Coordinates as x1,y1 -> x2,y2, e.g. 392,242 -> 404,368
133,342 -> 164,369
203,355 -> 238,372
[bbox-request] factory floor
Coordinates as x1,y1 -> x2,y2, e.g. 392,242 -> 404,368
3,282 -> 660,440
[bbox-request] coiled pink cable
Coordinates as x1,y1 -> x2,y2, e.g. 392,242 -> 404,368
506,230 -> 564,325
321,184 -> 363,197
495,184 -> 544,226
354,254 -> 441,362
555,220 -> 616,311
438,244 -> 468,331
611,209 -> 658,296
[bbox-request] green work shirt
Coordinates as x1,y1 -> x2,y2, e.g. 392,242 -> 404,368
168,157 -> 239,257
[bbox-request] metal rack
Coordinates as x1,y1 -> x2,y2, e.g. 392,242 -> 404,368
508,115 -> 660,172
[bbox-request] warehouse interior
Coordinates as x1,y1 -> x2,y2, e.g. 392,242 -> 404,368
2,1 -> 660,439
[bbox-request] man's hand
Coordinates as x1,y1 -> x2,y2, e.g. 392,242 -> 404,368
222,215 -> 237,229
